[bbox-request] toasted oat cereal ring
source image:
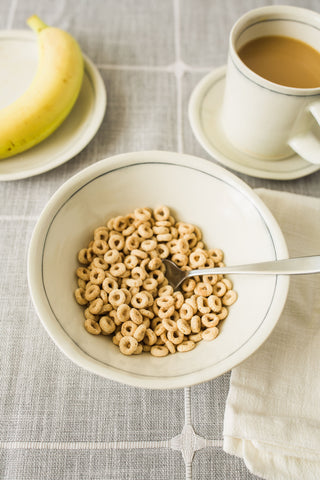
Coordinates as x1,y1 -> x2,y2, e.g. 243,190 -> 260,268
84,308 -> 96,320
162,318 -> 177,332
139,308 -> 154,319
121,320 -> 137,337
222,290 -> 237,306
119,335 -> 138,355
77,278 -> 86,289
85,284 -> 100,301
167,239 -> 180,254
208,295 -> 222,313
129,286 -> 139,298
177,340 -> 195,352
143,278 -> 158,291
125,234 -> 141,251
101,303 -> 113,315
156,295 -> 174,309
158,304 -> 175,319
76,267 -> 90,281
177,318 -> 191,335
155,219 -> 172,227
108,233 -> 125,251
144,328 -> 157,346
92,239 -> 109,256
131,291 -> 149,309
90,268 -> 105,285
153,225 -> 169,235
133,344 -> 143,355
213,281 -> 227,297
181,278 -> 196,293
126,277 -> 143,288
189,250 -> 206,268
131,266 -> 147,281
154,205 -> 170,221
165,340 -> 176,354
109,289 -> 126,308
157,233 -> 172,243
92,257 -> 108,270
99,316 -> 116,335
130,249 -> 147,260
143,344 -> 151,352
120,288 -> 131,304
156,285 -> 172,298
140,238 -> 157,252
134,207 -> 152,222
184,233 -> 197,249
179,303 -> 194,320
194,282 -> 213,297
88,297 -> 104,314
203,274 -> 218,285
202,313 -> 219,328
102,276 -> 118,293
109,309 -> 121,326
84,318 -> 101,335
156,243 -> 170,258
113,216 -> 128,232
150,270 -> 164,284
150,345 -> 169,357
190,315 -> 200,333
117,303 -> 130,322
122,224 -> 136,236
221,278 -> 233,290
204,258 -> 215,268
154,322 -> 166,336
75,288 -> 88,305
167,329 -> 184,345
171,253 -> 188,267
78,248 -> 90,265
209,248 -> 224,263
189,333 -> 202,343
86,247 -> 96,263
142,318 -> 151,329
130,308 -> 143,325
148,257 -> 162,271
112,331 -> 123,346
196,296 -> 211,314
185,295 -> 197,314
202,326 -> 219,341
138,223 -> 154,239
178,223 -> 194,235
151,317 -> 162,330
93,227 -> 109,243
218,307 -> 229,320
173,291 -> 184,310
104,249 -> 121,264
176,238 -> 189,254
110,262 -> 126,277
133,324 -> 147,342
124,254 -> 139,269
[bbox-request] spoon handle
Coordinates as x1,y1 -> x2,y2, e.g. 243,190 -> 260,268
185,255 -> 320,277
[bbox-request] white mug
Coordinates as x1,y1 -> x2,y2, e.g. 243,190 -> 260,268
220,6 -> 320,164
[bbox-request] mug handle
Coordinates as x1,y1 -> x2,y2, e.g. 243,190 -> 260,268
288,100 -> 320,165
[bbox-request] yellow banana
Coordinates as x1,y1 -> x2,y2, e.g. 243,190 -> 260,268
0,15 -> 84,159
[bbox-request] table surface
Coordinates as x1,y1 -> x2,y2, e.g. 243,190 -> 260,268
1,1 -> 319,479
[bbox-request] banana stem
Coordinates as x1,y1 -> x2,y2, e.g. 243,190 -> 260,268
27,15 -> 48,33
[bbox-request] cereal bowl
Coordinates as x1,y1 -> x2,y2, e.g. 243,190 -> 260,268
27,151 -> 289,389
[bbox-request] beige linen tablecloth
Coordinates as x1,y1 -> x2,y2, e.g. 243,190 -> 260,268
1,1 -> 320,479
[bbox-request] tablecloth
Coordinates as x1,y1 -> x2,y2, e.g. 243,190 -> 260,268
1,1 -> 320,479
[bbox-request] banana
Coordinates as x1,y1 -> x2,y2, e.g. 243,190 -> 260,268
0,15 -> 84,159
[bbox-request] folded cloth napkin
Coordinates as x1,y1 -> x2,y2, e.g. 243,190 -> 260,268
223,188 -> 320,480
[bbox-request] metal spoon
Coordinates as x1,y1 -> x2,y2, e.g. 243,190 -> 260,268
162,255 -> 320,290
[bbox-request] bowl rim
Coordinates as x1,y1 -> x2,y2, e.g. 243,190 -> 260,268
27,150 -> 289,389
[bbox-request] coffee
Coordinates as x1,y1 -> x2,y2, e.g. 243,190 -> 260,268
238,35 -> 320,88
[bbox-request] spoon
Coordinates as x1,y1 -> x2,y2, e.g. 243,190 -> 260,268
162,255 -> 320,290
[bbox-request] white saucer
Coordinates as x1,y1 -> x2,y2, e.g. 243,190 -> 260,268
0,30 -> 107,181
188,66 -> 320,180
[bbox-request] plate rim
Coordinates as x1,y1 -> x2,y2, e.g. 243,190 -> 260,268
27,150 -> 290,389
0,29 -> 107,181
188,65 -> 320,181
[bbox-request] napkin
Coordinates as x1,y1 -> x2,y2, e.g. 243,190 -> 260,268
223,188 -> 320,480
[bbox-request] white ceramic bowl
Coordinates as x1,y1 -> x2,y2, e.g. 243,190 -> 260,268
28,151 -> 289,389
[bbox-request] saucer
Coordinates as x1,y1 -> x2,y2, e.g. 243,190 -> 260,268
188,66 -> 320,180
0,30 -> 107,181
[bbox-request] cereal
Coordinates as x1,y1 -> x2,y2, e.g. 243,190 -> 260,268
74,206 -> 237,357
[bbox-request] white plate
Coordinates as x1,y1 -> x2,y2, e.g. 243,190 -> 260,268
28,151 -> 289,389
0,30 -> 107,181
188,66 -> 320,180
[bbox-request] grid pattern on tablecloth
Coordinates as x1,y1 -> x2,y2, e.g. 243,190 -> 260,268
2,0 -> 319,479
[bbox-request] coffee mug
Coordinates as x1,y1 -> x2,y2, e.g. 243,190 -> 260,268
220,6 -> 320,164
